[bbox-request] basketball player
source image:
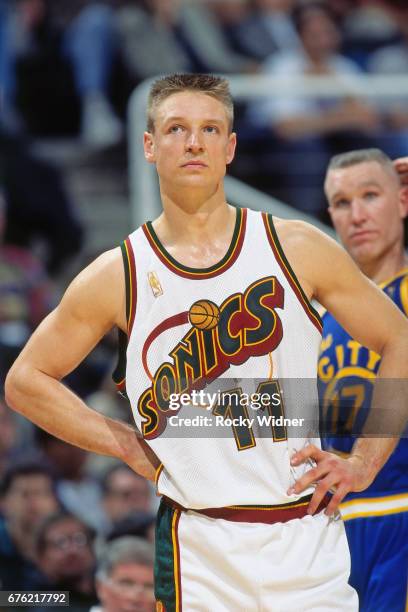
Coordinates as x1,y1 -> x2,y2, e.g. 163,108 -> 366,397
319,148 -> 408,612
5,75 -> 408,611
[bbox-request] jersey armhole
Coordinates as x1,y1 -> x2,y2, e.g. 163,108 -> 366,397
112,238 -> 137,395
262,212 -> 323,334
399,274 -> 408,317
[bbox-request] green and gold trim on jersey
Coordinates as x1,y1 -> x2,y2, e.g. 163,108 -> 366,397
155,499 -> 182,612
155,463 -> 164,487
142,207 -> 247,280
262,213 -> 323,334
112,237 -> 137,394
122,237 -> 137,335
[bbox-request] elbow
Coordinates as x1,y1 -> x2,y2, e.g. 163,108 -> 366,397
4,364 -> 27,414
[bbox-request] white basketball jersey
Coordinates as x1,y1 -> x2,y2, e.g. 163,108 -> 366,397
118,208 -> 323,508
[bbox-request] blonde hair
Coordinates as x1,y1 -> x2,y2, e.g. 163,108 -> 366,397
147,73 -> 234,133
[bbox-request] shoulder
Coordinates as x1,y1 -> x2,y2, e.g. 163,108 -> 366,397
69,247 -> 123,292
272,217 -> 351,302
272,217 -> 333,255
270,218 -> 327,300
61,246 -> 126,331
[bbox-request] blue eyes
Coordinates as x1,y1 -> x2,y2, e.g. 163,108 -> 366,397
168,126 -> 218,134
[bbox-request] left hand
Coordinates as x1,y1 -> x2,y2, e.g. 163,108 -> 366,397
287,444 -> 367,516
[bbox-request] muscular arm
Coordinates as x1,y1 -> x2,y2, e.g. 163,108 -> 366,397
277,220 -> 408,514
5,248 -> 159,481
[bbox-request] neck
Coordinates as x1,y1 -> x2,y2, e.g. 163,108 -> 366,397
154,185 -> 233,248
359,246 -> 408,284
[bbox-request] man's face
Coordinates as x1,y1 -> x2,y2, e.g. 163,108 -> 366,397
97,562 -> 155,612
299,10 -> 340,58
38,517 -> 94,582
325,161 -> 407,266
144,92 -> 236,199
1,474 -> 59,530
103,469 -> 151,522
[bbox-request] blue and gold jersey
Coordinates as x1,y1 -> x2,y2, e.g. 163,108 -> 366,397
318,268 -> 408,497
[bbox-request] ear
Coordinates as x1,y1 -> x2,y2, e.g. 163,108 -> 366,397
398,186 -> 408,220
144,131 -> 156,164
226,132 -> 237,166
95,579 -> 106,604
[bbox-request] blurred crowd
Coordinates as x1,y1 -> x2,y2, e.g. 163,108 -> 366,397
0,408 -> 158,610
1,1 -> 408,608
1,0 -> 408,207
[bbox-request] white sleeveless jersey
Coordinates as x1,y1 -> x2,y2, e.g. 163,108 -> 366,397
117,208 -> 323,509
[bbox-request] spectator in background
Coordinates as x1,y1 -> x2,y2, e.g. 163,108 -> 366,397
248,1 -> 381,215
209,0 -> 250,48
1,131 -> 83,276
35,428 -> 106,532
368,0 -> 408,141
105,512 -> 156,546
91,536 -> 155,612
337,0 -> 400,68
0,398 -> 31,479
229,0 -> 300,63
0,172 -> 54,380
34,511 -> 97,611
116,0 -> 254,86
0,461 -> 60,590
0,0 -> 121,147
0,399 -> 17,477
101,465 -> 153,531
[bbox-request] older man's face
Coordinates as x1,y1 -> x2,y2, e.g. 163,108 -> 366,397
97,562 -> 155,612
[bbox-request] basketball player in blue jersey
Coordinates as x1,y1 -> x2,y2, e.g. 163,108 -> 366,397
5,74 -> 408,610
319,148 -> 408,612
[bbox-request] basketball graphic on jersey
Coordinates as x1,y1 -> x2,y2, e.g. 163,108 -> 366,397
188,300 -> 220,330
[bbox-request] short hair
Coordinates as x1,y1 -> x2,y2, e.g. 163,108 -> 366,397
0,459 -> 56,497
96,536 -> 154,581
326,148 -> 398,179
105,511 -> 156,542
34,510 -> 95,557
147,73 -> 234,133
101,464 -> 146,494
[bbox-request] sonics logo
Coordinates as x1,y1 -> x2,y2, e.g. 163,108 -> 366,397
138,276 -> 284,439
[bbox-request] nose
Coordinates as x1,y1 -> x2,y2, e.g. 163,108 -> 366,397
185,130 -> 204,154
350,199 -> 368,225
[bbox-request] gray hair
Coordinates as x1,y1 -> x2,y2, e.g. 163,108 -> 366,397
96,536 -> 154,582
326,148 -> 397,176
